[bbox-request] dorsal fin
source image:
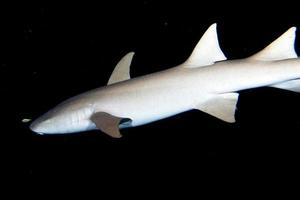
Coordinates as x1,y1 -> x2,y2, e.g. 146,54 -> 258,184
107,52 -> 135,85
183,23 -> 227,68
249,27 -> 298,61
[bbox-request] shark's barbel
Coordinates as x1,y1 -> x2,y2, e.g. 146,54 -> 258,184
30,23 -> 300,138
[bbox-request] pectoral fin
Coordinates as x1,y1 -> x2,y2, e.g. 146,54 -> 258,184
91,112 -> 124,138
195,93 -> 239,123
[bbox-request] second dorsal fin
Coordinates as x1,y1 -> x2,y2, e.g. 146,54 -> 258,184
249,27 -> 298,61
183,23 -> 227,68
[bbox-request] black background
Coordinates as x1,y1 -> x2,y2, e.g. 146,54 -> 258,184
1,0 -> 300,194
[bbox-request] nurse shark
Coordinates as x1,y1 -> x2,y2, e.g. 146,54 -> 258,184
30,23 -> 300,138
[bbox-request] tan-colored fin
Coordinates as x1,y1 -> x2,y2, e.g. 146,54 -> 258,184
248,27 -> 298,61
107,52 -> 135,85
270,79 -> 300,93
195,93 -> 239,123
91,112 -> 123,138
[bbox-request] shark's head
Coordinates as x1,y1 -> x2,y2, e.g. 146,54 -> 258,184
30,97 -> 95,135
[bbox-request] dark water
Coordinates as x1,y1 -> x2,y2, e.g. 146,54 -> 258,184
2,1 -> 300,193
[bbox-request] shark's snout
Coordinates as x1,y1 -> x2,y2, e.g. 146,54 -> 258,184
30,105 -> 94,135
29,112 -> 57,135
30,118 -> 47,135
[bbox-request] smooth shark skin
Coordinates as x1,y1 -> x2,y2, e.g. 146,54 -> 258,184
30,23 -> 300,138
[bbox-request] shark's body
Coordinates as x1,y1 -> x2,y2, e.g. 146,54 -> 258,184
30,23 -> 300,138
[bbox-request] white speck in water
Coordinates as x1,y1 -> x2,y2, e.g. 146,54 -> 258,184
22,118 -> 32,123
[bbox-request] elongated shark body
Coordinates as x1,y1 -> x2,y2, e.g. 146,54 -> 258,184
30,23 -> 300,138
